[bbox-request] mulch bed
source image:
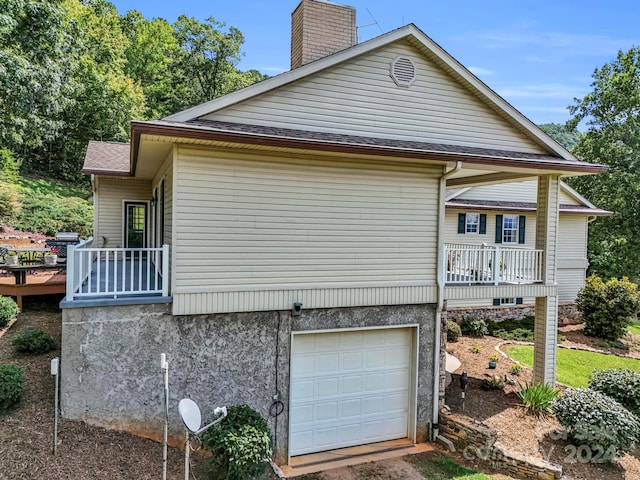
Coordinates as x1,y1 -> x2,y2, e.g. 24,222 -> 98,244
0,296 -> 217,480
445,330 -> 640,480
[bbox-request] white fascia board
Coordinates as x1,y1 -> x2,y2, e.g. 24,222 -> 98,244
559,181 -> 598,209
165,24 -> 577,163
405,27 -> 578,162
163,26 -> 418,122
445,187 -> 471,201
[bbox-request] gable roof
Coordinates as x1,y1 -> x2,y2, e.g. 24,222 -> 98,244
445,181 -> 611,216
164,24 -> 577,162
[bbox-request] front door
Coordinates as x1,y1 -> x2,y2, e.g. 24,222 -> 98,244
124,202 -> 147,248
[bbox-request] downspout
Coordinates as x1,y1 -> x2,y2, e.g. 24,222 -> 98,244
432,161 -> 462,441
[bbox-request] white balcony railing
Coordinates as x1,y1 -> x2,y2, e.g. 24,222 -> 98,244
66,237 -> 169,301
445,243 -> 543,285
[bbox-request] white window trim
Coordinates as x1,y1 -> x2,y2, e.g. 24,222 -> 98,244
502,215 -> 519,244
465,212 -> 480,234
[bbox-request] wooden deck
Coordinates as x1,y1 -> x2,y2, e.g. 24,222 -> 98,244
0,272 -> 66,309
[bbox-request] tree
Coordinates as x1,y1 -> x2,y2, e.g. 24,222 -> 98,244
567,47 -> 640,280
538,123 -> 582,151
0,0 -> 76,151
173,15 -> 268,110
121,10 -> 180,118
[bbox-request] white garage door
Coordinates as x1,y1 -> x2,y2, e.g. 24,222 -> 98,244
289,328 -> 413,456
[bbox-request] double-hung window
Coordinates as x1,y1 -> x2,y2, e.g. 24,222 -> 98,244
465,213 -> 479,234
502,215 -> 519,244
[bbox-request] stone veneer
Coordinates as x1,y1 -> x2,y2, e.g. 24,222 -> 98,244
61,302 -> 436,463
444,302 -> 580,326
439,411 -> 562,480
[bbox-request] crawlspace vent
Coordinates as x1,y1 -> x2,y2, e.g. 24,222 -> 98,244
390,56 -> 417,87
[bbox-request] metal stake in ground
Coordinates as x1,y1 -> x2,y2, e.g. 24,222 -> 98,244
161,354 -> 169,480
178,399 -> 227,480
51,357 -> 60,455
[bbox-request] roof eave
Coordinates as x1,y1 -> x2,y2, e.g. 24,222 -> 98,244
131,120 -> 607,176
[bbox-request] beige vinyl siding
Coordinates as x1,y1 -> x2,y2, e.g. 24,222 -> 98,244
93,176 -> 151,248
444,209 -> 587,306
455,180 -> 580,205
202,42 -> 546,155
557,215 -> 588,302
172,146 -> 440,315
444,209 -> 536,248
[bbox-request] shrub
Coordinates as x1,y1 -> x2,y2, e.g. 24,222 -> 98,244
471,345 -> 482,354
590,369 -> 640,416
552,387 -> 640,459
481,375 -> 505,390
517,382 -> 558,418
0,296 -> 18,328
11,328 -> 56,354
577,276 -> 639,340
510,363 -> 523,376
200,404 -> 272,480
0,364 -> 24,412
460,317 -> 488,338
446,321 -> 461,342
492,328 -> 534,342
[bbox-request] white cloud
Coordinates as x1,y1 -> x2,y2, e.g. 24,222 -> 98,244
497,84 -> 589,99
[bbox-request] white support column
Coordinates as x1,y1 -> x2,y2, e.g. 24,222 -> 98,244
534,174 -> 560,385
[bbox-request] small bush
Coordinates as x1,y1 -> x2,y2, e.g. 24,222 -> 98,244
517,382 -> 558,418
0,296 -> 18,328
200,404 -> 272,480
552,387 -> 640,459
0,364 -> 24,412
590,369 -> 640,417
471,345 -> 482,354
510,363 -> 523,376
11,328 -> 56,354
446,321 -> 461,342
481,375 -> 505,390
577,276 -> 639,341
460,317 -> 488,338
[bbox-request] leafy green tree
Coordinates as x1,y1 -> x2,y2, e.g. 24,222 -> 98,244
567,47 -> 640,280
172,15 -> 269,110
538,123 -> 582,151
121,10 -> 180,118
0,0 -> 75,151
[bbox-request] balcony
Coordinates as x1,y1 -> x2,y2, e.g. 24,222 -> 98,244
445,243 -> 543,285
64,238 -> 169,304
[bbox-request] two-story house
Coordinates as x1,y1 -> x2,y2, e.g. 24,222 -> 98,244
60,0 -> 605,465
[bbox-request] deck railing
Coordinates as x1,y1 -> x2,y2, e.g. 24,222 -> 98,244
66,238 -> 169,301
445,243 -> 543,285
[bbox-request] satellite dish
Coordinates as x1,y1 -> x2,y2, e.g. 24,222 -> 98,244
178,398 -> 202,433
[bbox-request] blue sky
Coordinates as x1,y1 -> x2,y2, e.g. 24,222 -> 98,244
111,0 -> 638,126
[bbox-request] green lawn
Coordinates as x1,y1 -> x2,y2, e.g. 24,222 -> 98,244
407,452 -> 496,479
505,345 -> 640,387
18,177 -> 90,199
628,320 -> 640,336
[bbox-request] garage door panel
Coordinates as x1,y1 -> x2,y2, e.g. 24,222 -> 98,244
290,328 -> 414,456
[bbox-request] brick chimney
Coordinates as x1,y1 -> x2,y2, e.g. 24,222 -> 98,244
291,0 -> 356,69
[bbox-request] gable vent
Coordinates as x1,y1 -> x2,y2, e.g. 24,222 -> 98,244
390,56 -> 417,87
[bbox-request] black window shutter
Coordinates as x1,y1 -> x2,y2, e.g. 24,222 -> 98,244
518,215 -> 526,244
458,213 -> 466,234
495,214 -> 503,243
516,297 -> 523,305
492,298 -> 501,306
479,214 -> 487,234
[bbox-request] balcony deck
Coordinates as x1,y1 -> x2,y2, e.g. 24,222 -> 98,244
62,239 -> 170,307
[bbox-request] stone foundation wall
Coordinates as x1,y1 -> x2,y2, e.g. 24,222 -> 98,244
444,303 -> 580,326
61,302 -> 436,463
439,411 -> 562,480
